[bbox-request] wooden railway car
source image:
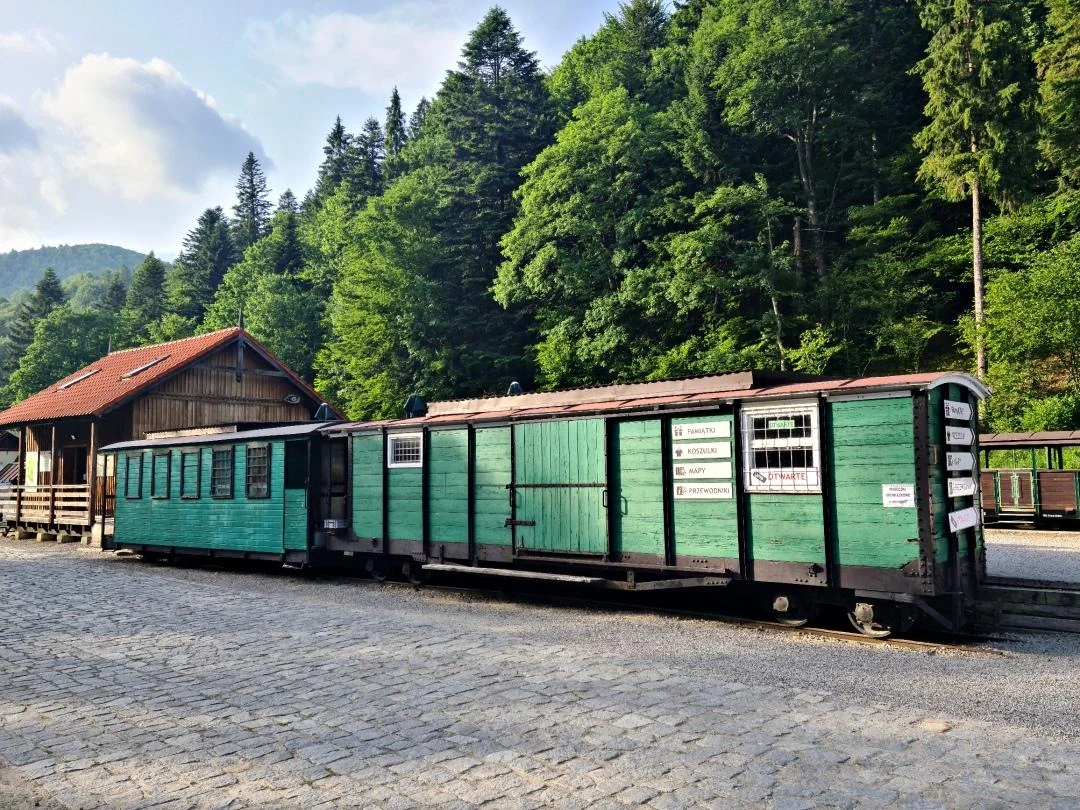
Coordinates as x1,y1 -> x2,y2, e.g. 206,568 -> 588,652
980,431 -> 1080,526
102,423 -> 333,564
316,370 -> 989,636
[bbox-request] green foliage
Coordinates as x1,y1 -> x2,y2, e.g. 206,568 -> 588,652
1037,0 -> 1080,186
232,151 -> 272,252
0,244 -> 144,298
122,253 -> 168,343
167,207 -> 237,324
3,267 -> 69,394
7,307 -> 117,403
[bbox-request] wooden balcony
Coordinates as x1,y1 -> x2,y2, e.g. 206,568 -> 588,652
0,484 -> 93,529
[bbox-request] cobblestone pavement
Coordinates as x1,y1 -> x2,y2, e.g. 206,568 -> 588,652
1,540 -> 1079,809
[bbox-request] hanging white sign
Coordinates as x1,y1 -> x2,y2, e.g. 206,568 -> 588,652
881,484 -> 916,508
671,421 -> 731,441
947,477 -> 978,498
672,441 -> 731,460
674,482 -> 734,500
946,452 -> 975,471
946,426 -> 975,445
944,399 -> 972,421
948,506 -> 980,532
673,461 -> 732,480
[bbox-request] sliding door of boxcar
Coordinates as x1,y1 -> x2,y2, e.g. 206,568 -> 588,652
513,420 -> 607,555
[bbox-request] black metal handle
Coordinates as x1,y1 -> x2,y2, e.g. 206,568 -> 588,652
602,489 -> 608,508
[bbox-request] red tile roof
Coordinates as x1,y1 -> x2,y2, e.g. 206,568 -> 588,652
0,327 -> 333,427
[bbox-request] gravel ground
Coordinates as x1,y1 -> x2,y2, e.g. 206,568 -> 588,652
985,526 -> 1080,583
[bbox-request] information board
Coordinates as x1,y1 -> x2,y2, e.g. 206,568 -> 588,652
672,441 -> 730,460
671,421 -> 731,441
673,483 -> 734,500
944,399 -> 972,421
673,461 -> 732,480
881,483 -> 916,508
948,506 -> 979,532
947,477 -> 977,498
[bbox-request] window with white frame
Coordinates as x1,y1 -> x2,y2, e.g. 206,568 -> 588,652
741,402 -> 821,493
387,433 -> 423,468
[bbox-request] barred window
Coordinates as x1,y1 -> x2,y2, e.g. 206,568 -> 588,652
741,403 -> 821,494
211,447 -> 234,499
180,450 -> 201,500
125,453 -> 143,499
387,433 -> 423,468
151,452 -> 171,499
246,444 -> 270,499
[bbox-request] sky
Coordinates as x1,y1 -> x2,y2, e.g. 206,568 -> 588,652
0,0 -> 620,258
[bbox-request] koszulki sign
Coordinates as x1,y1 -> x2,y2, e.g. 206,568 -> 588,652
945,426 -> 974,445
672,441 -> 731,460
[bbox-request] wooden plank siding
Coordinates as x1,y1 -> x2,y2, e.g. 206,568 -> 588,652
671,414 -> 739,564
474,427 -> 511,547
610,419 -> 665,559
428,429 -> 469,545
351,434 -> 384,539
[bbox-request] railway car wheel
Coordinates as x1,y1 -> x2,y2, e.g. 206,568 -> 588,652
402,561 -> 425,586
366,559 -> 388,582
846,602 -> 893,638
771,594 -> 816,627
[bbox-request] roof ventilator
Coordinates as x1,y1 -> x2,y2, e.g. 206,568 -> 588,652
404,394 -> 427,419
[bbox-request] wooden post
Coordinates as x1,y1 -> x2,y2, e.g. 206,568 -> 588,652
14,426 -> 24,526
87,419 -> 98,530
48,423 -> 57,527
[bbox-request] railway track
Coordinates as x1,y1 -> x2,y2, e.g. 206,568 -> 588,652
347,574 -> 1003,655
976,576 -> 1080,634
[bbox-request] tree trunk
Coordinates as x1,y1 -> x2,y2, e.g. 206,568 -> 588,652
971,176 -> 987,380
793,216 -> 804,281
794,130 -> 826,277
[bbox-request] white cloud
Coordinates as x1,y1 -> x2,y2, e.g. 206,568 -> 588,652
40,54 -> 270,201
0,29 -> 60,56
245,11 -> 465,94
0,97 -> 37,153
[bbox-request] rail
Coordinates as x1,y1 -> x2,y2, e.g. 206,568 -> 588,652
0,484 -> 92,526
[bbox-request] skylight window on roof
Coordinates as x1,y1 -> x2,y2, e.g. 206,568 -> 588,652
57,369 -> 100,390
121,355 -> 169,379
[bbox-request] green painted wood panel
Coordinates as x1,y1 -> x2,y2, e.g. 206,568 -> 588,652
671,414 -> 739,563
112,442 -> 289,554
351,434 -> 383,538
388,465 -> 422,541
611,419 -> 664,558
827,396 -> 918,569
514,419 -> 606,554
429,429 -> 469,543
747,494 -> 825,564
474,427 -> 511,545
284,489 -> 308,550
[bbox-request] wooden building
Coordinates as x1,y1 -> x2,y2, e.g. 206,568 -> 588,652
0,327 -> 338,542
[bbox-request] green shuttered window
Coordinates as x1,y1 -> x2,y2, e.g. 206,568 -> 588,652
124,453 -> 142,499
246,444 -> 270,499
151,452 -> 170,499
181,450 -> 201,499
211,447 -> 234,499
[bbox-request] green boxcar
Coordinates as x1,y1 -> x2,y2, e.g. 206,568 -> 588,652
103,424 -> 325,562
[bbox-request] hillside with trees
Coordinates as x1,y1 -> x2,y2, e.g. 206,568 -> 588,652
0,244 -> 144,298
4,1 -> 1080,433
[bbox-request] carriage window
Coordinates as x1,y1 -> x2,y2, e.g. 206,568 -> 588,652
246,444 -> 270,499
211,447 -> 234,499
151,452 -> 171,499
741,404 -> 821,493
387,433 -> 423,468
125,453 -> 143,499
180,450 -> 201,499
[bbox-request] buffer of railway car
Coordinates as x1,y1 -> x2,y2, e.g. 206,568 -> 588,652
980,430 -> 1080,527
102,369 -> 990,638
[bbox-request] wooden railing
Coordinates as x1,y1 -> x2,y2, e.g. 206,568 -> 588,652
0,484 -> 92,527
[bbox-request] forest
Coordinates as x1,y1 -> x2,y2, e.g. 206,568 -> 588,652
2,0 -> 1078,432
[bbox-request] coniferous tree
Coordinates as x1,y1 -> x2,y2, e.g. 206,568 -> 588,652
314,117 -> 352,201
232,152 -> 272,253
168,207 -> 237,324
914,0 -> 1038,379
2,267 -> 68,390
408,98 -> 431,140
101,273 -> 127,313
347,117 -> 385,200
277,189 -> 299,214
123,253 -> 168,341
1037,0 -> 1080,187
385,88 -> 408,158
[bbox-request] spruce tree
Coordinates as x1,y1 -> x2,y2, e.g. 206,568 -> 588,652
914,0 -> 1038,379
1037,0 -> 1080,186
347,117 -> 385,199
408,98 -> 431,140
3,267 -> 68,383
232,152 -> 272,253
314,116 -> 352,200
168,207 -> 237,323
101,273 -> 127,313
123,253 -> 168,341
385,88 -> 408,158
277,189 -> 299,214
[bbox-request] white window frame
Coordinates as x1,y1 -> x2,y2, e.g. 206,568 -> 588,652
741,399 -> 821,494
387,432 -> 424,468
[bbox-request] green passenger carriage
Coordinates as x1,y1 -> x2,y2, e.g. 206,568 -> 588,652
103,370 -> 990,637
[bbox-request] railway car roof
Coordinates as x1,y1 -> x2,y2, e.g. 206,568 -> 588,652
328,370 -> 989,433
101,421 -> 337,452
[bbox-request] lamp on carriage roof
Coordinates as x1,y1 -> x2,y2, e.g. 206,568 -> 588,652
404,394 -> 427,418
507,381 -> 524,395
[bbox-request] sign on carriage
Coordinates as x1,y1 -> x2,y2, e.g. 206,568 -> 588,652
881,483 -> 916,508
672,441 -> 731,460
671,421 -> 731,441
946,451 -> 975,471
947,477 -> 978,498
673,482 -> 733,500
948,506 -> 979,532
945,426 -> 974,445
673,461 -> 732,480
944,399 -> 972,421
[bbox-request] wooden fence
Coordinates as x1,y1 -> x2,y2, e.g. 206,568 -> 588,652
0,484 -> 92,527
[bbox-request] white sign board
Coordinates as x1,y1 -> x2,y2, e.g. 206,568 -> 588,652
674,482 -> 733,500
947,477 -> 978,498
673,461 -> 732,480
881,484 -> 916,508
944,399 -> 972,421
948,506 -> 980,533
671,421 -> 731,441
946,426 -> 974,445
672,441 -> 730,460
946,452 -> 975,471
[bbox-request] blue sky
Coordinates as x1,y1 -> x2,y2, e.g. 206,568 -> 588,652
0,0 -> 620,257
